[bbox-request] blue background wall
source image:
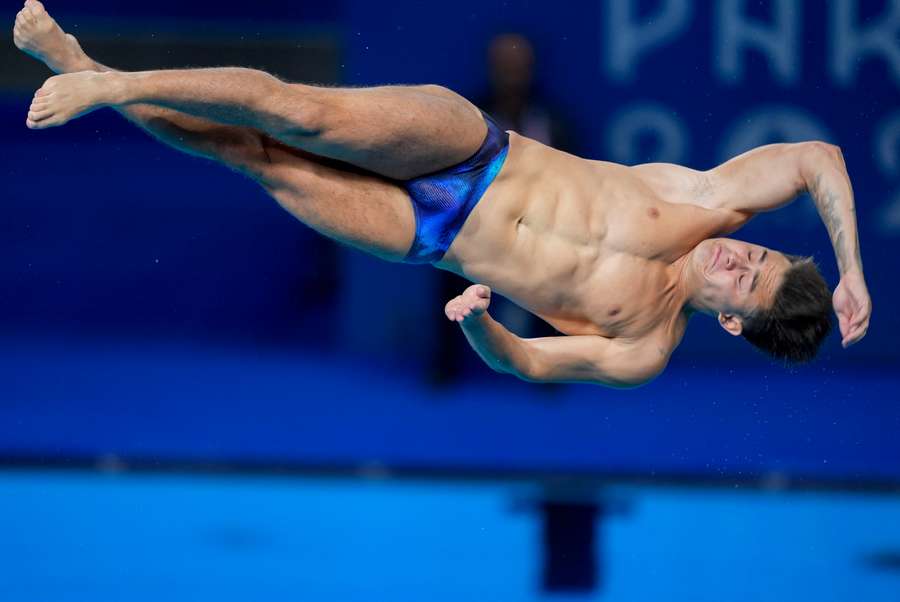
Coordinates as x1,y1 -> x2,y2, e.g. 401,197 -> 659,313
1,1 -> 898,481
2,1 -> 900,600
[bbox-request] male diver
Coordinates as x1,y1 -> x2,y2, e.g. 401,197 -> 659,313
14,1 -> 871,387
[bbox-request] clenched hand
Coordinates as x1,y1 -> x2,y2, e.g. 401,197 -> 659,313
445,284 -> 491,324
833,270 -> 871,348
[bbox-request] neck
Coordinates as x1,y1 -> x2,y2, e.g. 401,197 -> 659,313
670,249 -> 715,319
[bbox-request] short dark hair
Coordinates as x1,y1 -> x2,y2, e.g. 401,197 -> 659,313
741,255 -> 833,365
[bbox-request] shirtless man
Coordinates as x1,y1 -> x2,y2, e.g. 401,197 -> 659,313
13,1 -> 872,387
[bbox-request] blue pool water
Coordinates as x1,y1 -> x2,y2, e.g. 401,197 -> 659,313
1,469 -> 899,601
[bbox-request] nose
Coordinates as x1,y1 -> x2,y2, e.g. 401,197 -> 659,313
724,250 -> 748,271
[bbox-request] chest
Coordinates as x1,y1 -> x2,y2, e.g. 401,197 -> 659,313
538,254 -> 679,338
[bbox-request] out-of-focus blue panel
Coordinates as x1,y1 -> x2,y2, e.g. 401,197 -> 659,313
1,1 -> 898,482
0,114 -> 337,343
2,335 -> 898,482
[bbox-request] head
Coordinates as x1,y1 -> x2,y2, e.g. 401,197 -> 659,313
684,238 -> 833,364
487,33 -> 535,96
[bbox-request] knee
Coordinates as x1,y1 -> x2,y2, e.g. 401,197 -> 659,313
262,82 -> 330,140
210,130 -> 269,171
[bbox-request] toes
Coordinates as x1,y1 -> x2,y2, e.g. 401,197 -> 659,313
28,108 -> 53,121
26,114 -> 55,129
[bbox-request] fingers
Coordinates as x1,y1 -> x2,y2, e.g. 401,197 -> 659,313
444,297 -> 466,322
838,304 -> 871,347
842,321 -> 869,348
444,290 -> 490,323
838,313 -> 850,338
842,332 -> 863,348
850,310 -> 869,331
445,307 -> 470,323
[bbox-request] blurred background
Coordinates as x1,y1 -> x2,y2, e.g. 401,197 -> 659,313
1,0 -> 899,600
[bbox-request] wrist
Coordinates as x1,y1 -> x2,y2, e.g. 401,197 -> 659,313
459,311 -> 491,331
840,267 -> 865,279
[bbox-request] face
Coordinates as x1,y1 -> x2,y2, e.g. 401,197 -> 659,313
690,238 -> 793,334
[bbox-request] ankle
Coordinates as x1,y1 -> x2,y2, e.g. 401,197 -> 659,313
65,57 -> 96,74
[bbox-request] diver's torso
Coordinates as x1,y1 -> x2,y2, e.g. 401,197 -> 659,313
441,132 -> 702,345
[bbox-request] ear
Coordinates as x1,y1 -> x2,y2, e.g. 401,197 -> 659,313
717,312 -> 744,336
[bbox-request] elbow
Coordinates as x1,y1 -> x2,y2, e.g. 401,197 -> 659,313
509,365 -> 539,383
798,141 -> 844,186
606,377 -> 651,390
605,364 -> 665,389
509,357 -> 545,383
803,140 -> 842,160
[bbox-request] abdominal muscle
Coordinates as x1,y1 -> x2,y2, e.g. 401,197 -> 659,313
439,132 -> 683,340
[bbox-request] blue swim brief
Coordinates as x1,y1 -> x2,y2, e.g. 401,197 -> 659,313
402,111 -> 510,264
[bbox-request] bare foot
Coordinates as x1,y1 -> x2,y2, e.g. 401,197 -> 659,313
26,71 -> 116,129
13,0 -> 93,74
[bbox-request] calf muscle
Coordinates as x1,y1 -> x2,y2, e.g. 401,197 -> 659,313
81,61 -> 266,166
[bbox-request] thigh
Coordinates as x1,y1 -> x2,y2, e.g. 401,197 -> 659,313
248,137 -> 416,262
290,84 -> 488,181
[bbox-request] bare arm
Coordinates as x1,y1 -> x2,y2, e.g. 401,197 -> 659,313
445,285 -> 663,387
709,142 -> 863,276
708,142 -> 870,347
633,143 -> 871,347
636,142 -> 862,275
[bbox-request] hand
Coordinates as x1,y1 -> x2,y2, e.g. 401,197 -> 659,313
833,270 -> 871,348
444,284 -> 491,324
